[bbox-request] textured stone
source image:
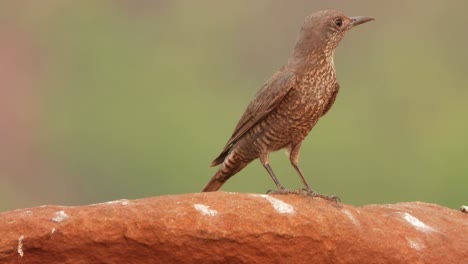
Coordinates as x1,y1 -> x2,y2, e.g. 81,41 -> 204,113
0,192 -> 467,264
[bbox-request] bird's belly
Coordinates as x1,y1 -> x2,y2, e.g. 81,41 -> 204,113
262,102 -> 321,149
281,95 -> 324,141
287,111 -> 321,143
234,94 -> 325,158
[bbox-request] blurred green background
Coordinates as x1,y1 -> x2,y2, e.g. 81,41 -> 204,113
0,1 -> 467,212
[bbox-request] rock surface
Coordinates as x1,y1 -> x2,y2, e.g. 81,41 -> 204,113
0,192 -> 467,264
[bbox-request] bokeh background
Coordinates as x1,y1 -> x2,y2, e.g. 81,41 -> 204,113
1,0 -> 467,212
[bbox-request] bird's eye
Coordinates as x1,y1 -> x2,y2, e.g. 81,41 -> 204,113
334,18 -> 343,28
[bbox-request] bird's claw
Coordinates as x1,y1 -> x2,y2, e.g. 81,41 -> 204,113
267,188 -> 299,195
301,188 -> 341,203
267,188 -> 340,202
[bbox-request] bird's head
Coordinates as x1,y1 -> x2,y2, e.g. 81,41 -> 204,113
291,10 -> 374,63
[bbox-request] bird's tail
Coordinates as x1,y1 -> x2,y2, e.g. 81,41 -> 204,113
202,173 -> 226,192
202,155 -> 248,192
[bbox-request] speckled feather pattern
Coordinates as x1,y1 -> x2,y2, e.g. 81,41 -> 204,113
233,62 -> 337,162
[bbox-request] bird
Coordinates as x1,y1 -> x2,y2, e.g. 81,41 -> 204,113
202,10 -> 373,199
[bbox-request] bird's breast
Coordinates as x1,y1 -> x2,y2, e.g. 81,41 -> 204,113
277,77 -> 337,139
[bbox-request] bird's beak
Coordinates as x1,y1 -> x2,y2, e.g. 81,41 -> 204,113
349,16 -> 374,28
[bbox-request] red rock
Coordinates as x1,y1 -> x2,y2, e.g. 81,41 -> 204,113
0,192 -> 467,263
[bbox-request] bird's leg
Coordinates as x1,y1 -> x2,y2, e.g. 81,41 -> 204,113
291,162 -> 312,191
289,143 -> 313,191
260,155 -> 294,194
289,143 -> 340,202
264,163 -> 295,194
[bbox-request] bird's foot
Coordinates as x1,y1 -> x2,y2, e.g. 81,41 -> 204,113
266,187 -> 299,195
301,188 -> 341,203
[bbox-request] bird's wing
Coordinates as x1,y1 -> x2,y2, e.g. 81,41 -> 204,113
211,70 -> 297,166
321,83 -> 340,117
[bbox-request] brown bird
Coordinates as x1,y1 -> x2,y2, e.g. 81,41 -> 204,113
202,10 -> 373,199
